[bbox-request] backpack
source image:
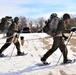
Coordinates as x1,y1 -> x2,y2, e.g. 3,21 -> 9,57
43,14 -> 59,36
0,18 -> 6,33
0,16 -> 12,33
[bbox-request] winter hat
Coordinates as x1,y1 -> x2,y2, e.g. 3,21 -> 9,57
63,13 -> 70,20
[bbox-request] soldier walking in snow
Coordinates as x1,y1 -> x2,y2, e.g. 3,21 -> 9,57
0,17 -> 25,57
41,13 -> 76,64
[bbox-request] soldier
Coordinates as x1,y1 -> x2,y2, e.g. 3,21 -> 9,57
0,17 -> 25,57
41,13 -> 76,64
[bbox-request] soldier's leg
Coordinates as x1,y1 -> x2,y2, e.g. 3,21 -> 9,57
14,40 -> 25,55
41,37 -> 60,61
59,37 -> 68,62
14,40 -> 21,54
0,38 -> 12,54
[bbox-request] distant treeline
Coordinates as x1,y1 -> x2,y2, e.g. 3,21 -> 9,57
0,16 -> 76,33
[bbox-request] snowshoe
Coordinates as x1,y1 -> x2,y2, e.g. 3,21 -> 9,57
63,59 -> 72,64
41,58 -> 50,65
17,52 -> 27,56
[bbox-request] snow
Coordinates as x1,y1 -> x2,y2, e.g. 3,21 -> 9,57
0,33 -> 76,75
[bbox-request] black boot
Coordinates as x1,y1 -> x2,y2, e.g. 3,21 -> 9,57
17,52 -> 25,56
0,54 -> 5,57
41,57 -> 49,65
63,59 -> 72,64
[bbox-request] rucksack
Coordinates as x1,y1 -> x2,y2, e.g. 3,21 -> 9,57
0,18 -> 6,33
0,16 -> 12,33
43,14 -> 59,36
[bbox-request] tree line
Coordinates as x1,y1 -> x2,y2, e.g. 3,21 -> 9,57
18,16 -> 76,33
0,16 -> 76,33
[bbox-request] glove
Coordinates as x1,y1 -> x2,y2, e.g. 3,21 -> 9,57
64,36 -> 68,41
62,35 -> 68,41
71,28 -> 76,32
20,36 -> 24,40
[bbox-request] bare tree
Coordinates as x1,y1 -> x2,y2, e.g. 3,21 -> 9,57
18,16 -> 27,30
37,17 -> 45,28
26,17 -> 45,32
0,16 -> 45,33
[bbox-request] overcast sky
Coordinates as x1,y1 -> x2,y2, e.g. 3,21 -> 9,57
0,0 -> 76,19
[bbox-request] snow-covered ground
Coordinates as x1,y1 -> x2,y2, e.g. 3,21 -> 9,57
0,33 -> 76,75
